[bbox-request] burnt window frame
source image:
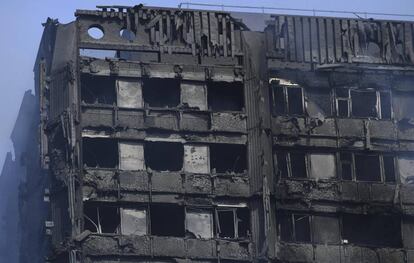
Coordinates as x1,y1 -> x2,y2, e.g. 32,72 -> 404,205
80,74 -> 117,106
83,203 -> 121,234
334,88 -> 393,119
277,211 -> 403,248
271,83 -> 305,116
80,74 -> 211,111
142,77 -> 181,109
338,152 -> 396,183
207,81 -> 245,112
277,211 -> 312,243
340,213 -> 403,248
215,205 -> 250,240
275,151 -> 337,180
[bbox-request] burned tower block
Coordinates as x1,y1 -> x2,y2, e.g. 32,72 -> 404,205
13,4 -> 414,263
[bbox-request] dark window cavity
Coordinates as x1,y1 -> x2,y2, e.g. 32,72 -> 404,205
354,154 -> 381,182
288,88 -> 304,115
336,88 -> 392,119
340,153 -> 353,181
276,152 -> 289,178
335,88 -> 350,117
351,90 -> 377,118
150,204 -> 185,237
342,214 -> 402,247
83,138 -> 118,168
306,89 -> 332,116
210,144 -> 247,173
83,203 -> 120,234
272,85 -> 286,114
380,92 -> 392,119
290,153 -> 307,178
272,85 -> 304,115
81,75 -> 116,105
144,142 -> 183,171
278,212 -> 311,242
216,207 -> 250,239
143,78 -> 180,108
383,156 -> 396,182
207,82 -> 244,111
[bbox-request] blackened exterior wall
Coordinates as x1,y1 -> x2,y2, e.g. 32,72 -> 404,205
2,4 -> 414,263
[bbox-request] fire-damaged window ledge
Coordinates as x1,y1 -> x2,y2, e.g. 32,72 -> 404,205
274,242 -> 407,263
271,116 -> 404,141
82,168 -> 250,200
79,57 -> 244,82
79,233 -> 252,261
274,179 -> 414,207
81,106 -> 247,133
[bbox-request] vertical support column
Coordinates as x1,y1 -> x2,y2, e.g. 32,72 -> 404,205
242,30 -> 275,260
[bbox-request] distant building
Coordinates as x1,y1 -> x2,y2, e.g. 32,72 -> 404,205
2,4 -> 414,263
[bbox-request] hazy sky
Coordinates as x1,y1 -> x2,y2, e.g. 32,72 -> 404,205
0,0 -> 413,167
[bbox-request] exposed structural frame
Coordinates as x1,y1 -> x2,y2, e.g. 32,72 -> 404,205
26,3 -> 414,263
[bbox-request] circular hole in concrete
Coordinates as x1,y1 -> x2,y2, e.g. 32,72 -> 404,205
120,28 -> 136,41
88,26 -> 104,40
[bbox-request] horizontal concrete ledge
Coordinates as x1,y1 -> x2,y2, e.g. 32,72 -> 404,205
83,168 -> 250,200
80,234 -> 252,261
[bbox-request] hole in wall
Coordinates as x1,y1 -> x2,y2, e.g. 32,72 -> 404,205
210,144 -> 247,173
143,78 -> 181,108
83,138 -> 118,168
144,141 -> 184,171
81,74 -> 116,105
120,28 -> 136,41
151,204 -> 185,237
88,26 -> 104,40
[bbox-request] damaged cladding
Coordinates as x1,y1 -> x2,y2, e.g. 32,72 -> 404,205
10,3 -> 414,263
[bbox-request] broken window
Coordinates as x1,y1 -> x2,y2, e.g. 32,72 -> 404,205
340,153 -> 353,181
278,212 -> 311,242
306,89 -> 332,117
272,85 -> 304,115
383,155 -> 396,182
276,151 -> 289,178
186,209 -> 213,239
288,88 -> 304,115
181,81 -> 207,110
216,206 -> 250,239
119,142 -> 145,171
272,85 -> 286,114
340,152 -> 396,183
380,92 -> 392,119
83,138 -> 118,168
335,88 -> 392,119
150,204 -> 185,237
83,203 -> 120,234
309,153 -> 336,179
81,74 -> 116,105
116,78 -> 143,108
351,90 -> 377,118
142,78 -> 180,108
207,82 -> 244,111
398,156 -> 414,184
209,144 -> 247,174
289,152 -> 307,178
342,214 -> 402,247
354,154 -> 381,182
144,141 -> 183,171
183,145 -> 209,174
120,208 -> 147,236
312,215 -> 340,244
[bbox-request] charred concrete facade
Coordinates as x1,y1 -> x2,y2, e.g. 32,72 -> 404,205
13,4 -> 414,263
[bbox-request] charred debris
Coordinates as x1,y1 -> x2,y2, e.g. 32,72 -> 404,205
2,4 -> 414,263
